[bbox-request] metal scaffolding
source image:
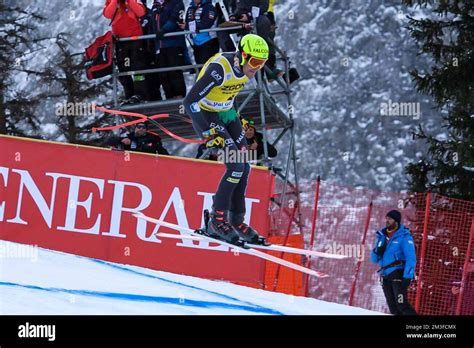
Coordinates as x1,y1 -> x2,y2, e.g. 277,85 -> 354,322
109,18 -> 303,234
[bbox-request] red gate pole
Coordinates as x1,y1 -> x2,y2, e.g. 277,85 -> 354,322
415,192 -> 431,313
304,176 -> 321,297
455,216 -> 474,315
348,201 -> 373,306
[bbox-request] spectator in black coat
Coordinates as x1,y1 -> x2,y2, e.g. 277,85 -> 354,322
107,122 -> 169,155
151,0 -> 187,99
218,0 -> 281,80
245,124 -> 277,161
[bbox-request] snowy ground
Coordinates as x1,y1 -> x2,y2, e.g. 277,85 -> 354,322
0,240 -> 382,315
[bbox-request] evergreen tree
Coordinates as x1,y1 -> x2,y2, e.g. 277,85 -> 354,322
403,0 -> 474,200
40,37 -> 110,145
0,2 -> 48,137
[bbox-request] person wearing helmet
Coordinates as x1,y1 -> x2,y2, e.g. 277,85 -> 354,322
183,34 -> 269,245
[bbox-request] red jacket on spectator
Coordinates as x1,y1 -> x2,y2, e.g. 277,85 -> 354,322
103,0 -> 146,38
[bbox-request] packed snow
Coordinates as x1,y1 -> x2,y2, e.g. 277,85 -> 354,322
0,240 -> 381,315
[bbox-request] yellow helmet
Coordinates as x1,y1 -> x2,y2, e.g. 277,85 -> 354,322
238,34 -> 269,68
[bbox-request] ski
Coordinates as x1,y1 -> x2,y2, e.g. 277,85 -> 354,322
133,213 -> 328,278
155,232 -> 348,259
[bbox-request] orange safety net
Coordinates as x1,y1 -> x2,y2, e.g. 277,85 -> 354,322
269,178 -> 474,315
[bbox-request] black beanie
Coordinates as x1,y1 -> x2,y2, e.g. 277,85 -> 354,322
386,210 -> 401,225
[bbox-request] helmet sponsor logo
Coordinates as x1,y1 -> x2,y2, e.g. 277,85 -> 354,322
252,48 -> 268,54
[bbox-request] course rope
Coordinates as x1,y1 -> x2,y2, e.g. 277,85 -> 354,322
92,105 -> 205,145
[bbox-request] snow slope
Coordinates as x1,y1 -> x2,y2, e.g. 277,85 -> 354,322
0,240 -> 381,315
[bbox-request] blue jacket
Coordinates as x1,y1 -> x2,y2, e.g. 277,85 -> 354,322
152,0 -> 186,50
370,224 -> 417,279
185,0 -> 217,46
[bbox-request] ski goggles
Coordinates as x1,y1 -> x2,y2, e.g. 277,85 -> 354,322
247,55 -> 268,70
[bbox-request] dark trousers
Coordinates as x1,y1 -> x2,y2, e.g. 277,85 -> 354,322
157,46 -> 187,99
382,270 -> 417,315
142,45 -> 163,101
193,38 -> 220,65
115,40 -> 148,99
190,109 -> 249,213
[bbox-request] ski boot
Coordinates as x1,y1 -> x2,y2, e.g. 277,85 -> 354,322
229,212 -> 268,245
201,209 -> 241,245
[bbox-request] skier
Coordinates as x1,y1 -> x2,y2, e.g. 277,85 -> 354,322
183,33 -> 269,245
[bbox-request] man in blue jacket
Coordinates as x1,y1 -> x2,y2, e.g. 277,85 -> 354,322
371,210 -> 417,315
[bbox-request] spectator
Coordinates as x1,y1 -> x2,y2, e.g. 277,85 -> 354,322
224,0 -> 236,13
265,0 -> 275,35
263,0 -> 299,84
107,122 -> 169,155
244,123 -> 277,161
140,3 -> 164,101
218,0 -> 282,81
151,0 -> 187,99
103,0 -> 148,104
448,260 -> 474,315
370,210 -> 417,315
214,0 -> 236,30
263,0 -> 282,81
180,0 -> 220,66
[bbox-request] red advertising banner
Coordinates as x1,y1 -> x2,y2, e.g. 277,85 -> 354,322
0,135 -> 274,285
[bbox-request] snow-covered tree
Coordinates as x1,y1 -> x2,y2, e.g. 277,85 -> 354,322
404,0 -> 474,200
0,2 -> 48,136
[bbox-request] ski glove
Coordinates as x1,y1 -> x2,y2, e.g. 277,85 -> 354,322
373,230 -> 388,257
